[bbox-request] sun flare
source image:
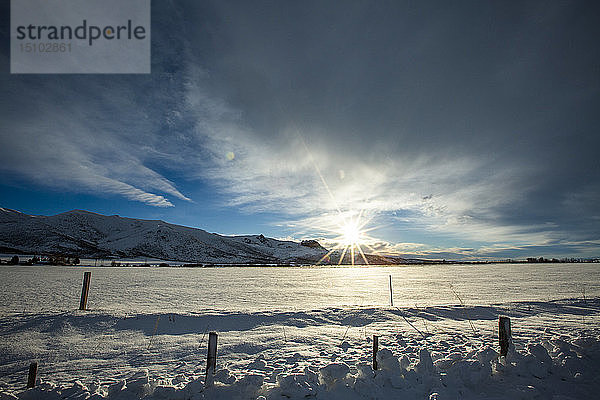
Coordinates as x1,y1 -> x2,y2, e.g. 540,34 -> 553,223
300,138 -> 383,266
310,209 -> 382,266
341,221 -> 362,246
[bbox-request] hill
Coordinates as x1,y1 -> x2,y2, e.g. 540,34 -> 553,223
0,208 -> 328,264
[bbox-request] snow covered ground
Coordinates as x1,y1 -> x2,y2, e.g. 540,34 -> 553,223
0,264 -> 599,399
0,209 -> 328,264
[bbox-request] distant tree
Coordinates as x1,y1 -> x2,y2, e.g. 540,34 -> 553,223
9,255 -> 19,265
73,257 -> 80,265
48,255 -> 67,265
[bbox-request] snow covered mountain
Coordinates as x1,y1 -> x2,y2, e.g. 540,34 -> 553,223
0,208 -> 328,264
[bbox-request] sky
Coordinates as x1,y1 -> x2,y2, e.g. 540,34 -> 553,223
0,0 -> 599,260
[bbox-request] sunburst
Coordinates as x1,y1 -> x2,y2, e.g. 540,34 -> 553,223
313,209 -> 383,266
299,137 -> 384,265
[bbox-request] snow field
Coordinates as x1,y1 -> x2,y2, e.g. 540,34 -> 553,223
1,299 -> 600,399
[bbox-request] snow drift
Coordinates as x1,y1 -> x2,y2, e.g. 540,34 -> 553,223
1,299 -> 599,399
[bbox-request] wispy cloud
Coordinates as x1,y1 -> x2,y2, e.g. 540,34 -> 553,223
0,69 -> 193,207
0,1 -> 598,258
177,67 -> 599,257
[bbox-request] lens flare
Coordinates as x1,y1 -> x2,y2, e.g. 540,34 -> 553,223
341,221 -> 361,246
308,209 -> 383,266
298,136 -> 384,265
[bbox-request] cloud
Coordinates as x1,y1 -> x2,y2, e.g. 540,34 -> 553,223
0,55 -> 194,207
169,0 -> 599,256
0,97 -> 182,207
0,1 -> 598,258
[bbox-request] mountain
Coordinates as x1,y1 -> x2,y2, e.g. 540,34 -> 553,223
0,208 -> 328,264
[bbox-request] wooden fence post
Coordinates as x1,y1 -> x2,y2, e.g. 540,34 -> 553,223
389,275 -> 394,306
206,332 -> 218,381
499,316 -> 511,357
372,335 -> 379,370
27,362 -> 37,388
79,272 -> 91,310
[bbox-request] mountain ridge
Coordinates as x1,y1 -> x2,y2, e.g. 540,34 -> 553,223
0,208 -> 328,264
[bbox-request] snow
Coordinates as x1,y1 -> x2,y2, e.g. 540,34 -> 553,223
0,208 -> 327,264
1,264 -> 599,399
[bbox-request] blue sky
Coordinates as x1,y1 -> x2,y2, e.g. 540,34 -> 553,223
1,1 -> 599,260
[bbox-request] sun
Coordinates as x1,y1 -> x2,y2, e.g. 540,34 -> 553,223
311,210 -> 381,266
341,221 -> 362,246
297,137 -> 383,266
330,213 -> 372,265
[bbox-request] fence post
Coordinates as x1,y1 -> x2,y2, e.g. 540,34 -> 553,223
206,332 -> 218,382
79,272 -> 91,310
389,275 -> 394,306
27,362 -> 37,388
372,335 -> 379,370
499,316 -> 511,357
